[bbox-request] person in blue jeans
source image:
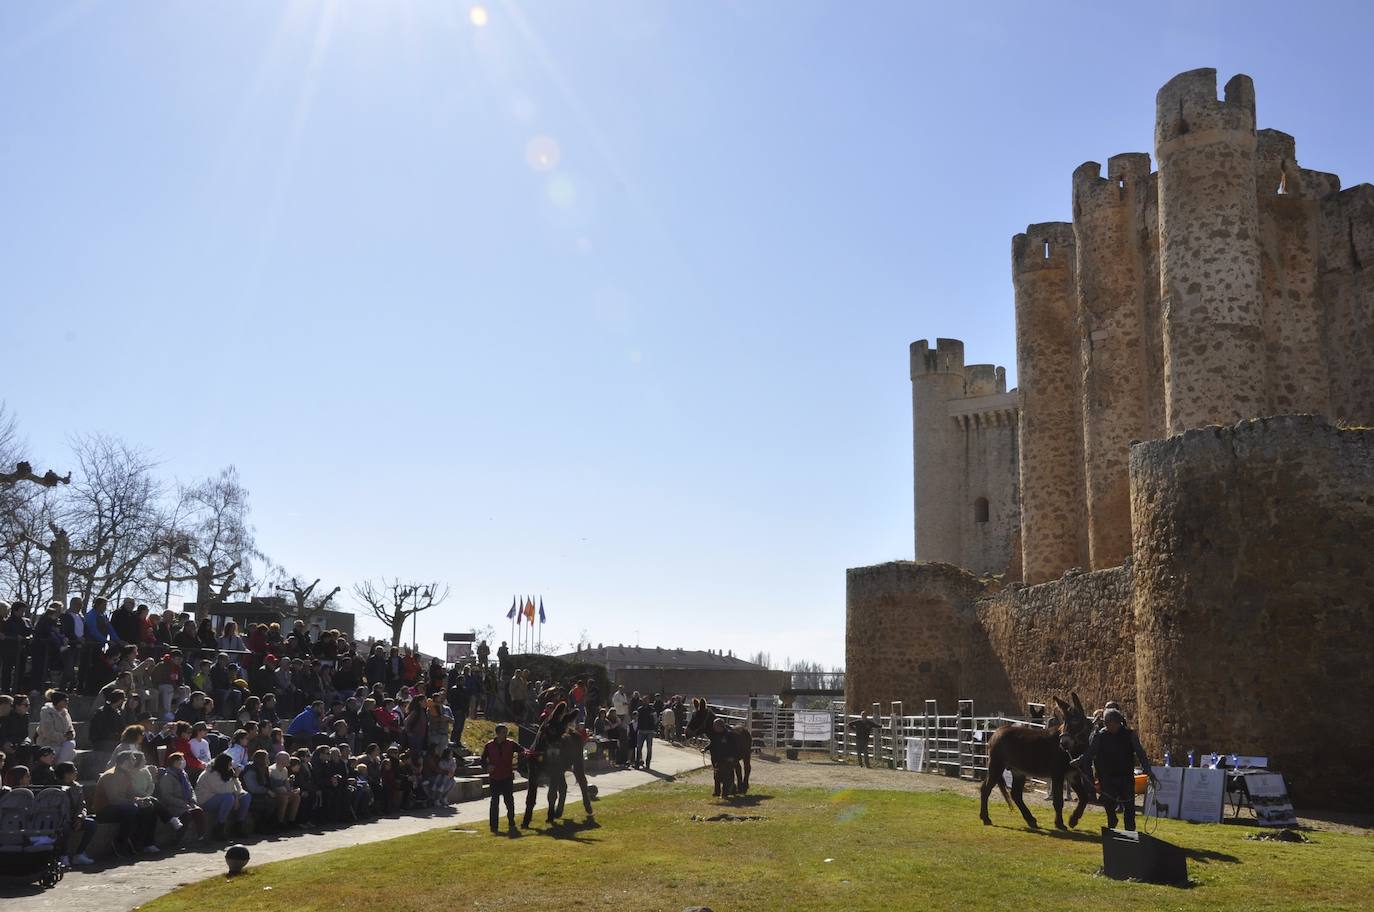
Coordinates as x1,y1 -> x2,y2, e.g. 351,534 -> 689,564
194,753 -> 252,840
634,701 -> 656,770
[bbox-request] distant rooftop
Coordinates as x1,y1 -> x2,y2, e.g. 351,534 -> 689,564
558,644 -> 767,671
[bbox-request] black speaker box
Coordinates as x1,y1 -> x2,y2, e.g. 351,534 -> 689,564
1101,827 -> 1189,885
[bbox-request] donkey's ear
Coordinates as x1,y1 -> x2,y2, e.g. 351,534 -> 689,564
1054,697 -> 1071,716
1071,693 -> 1084,714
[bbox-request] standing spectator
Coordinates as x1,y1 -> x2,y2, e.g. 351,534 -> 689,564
570,679 -> 587,724
60,598 -> 86,690
476,639 -> 490,669
195,618 -> 217,651
37,689 -> 78,763
93,750 -> 160,855
85,597 -> 121,650
496,641 -> 510,678
174,619 -> 201,653
109,599 -> 140,646
847,711 -> 881,768
364,645 -> 387,689
610,684 -> 629,720
634,698 -> 657,770
480,724 -> 518,833
217,621 -> 246,652
32,601 -> 65,691
195,752 -> 252,840
660,702 -> 677,742
0,600 -> 33,692
150,649 -> 185,720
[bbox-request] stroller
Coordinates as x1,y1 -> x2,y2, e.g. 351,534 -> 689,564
0,787 -> 67,889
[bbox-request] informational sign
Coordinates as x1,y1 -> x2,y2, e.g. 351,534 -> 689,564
445,641 -> 473,663
1146,766 -> 1184,819
1179,767 -> 1226,823
1246,773 -> 1298,827
792,710 -> 832,742
443,632 -> 476,642
905,737 -> 927,772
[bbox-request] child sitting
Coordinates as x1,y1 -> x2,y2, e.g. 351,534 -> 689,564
430,747 -> 457,807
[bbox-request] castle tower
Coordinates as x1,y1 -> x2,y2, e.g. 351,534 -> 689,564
1013,223 -> 1087,583
1155,69 -> 1267,433
911,341 -> 1019,575
911,339 -> 966,566
1072,154 -> 1157,570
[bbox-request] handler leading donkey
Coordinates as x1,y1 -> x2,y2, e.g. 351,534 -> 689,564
686,699 -> 752,797
979,693 -> 1095,830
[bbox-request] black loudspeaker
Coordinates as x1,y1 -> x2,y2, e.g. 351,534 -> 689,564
1101,827 -> 1189,886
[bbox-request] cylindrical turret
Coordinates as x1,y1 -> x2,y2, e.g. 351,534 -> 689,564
911,339 -> 965,565
1155,69 -> 1267,433
1013,223 -> 1088,584
1073,153 -> 1154,570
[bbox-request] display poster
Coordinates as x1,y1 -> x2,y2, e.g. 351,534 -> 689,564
1246,773 -> 1298,827
445,641 -> 472,663
1145,766 -> 1184,819
905,737 -> 927,772
793,710 -> 832,742
1179,767 -> 1226,823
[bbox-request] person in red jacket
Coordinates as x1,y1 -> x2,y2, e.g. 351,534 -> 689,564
480,724 -> 519,834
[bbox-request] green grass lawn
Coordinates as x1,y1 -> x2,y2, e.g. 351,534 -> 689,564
143,782 -> 1372,912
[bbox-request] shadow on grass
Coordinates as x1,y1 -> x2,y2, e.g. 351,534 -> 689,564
988,822 -> 1101,844
533,818 -> 602,843
722,793 -> 774,808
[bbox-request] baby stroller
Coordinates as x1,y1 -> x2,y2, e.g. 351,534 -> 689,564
0,787 -> 66,889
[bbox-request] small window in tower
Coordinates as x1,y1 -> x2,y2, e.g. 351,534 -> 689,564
1043,241 -> 1051,259
974,497 -> 990,524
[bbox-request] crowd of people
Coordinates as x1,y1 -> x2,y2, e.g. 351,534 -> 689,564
0,597 -> 694,868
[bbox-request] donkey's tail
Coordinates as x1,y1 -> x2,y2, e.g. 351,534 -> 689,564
994,777 -> 1013,810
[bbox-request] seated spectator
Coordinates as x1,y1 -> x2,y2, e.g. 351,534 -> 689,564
90,688 -> 132,754
37,689 -> 78,763
266,750 -> 302,828
187,722 -> 213,773
210,653 -> 242,717
30,746 -> 59,786
109,723 -> 147,768
175,690 -> 208,724
93,750 -> 160,855
169,721 -> 200,775
194,752 -> 252,840
312,744 -> 348,821
55,761 -> 96,866
247,623 -> 270,658
156,751 -> 208,841
237,694 -> 263,726
4,764 -> 31,788
150,649 -> 185,720
287,699 -> 326,741
329,718 -> 354,752
174,619 -> 201,653
260,692 -> 281,726
351,761 -> 375,818
226,729 -> 251,772
289,750 -> 316,823
195,618 -> 217,651
0,694 -> 31,755
430,747 -> 457,807
127,748 -> 182,834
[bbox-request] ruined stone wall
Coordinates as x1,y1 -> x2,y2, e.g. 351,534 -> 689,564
844,562 -> 1016,713
1013,223 -> 1088,583
1131,417 -> 1374,809
976,566 -> 1136,718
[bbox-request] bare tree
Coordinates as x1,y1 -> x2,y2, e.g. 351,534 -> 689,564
0,404 -> 69,490
352,578 -> 450,648
275,573 -> 342,622
147,467 -> 260,615
58,434 -> 164,603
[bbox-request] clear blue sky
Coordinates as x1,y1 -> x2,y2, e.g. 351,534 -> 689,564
3,2 -> 1370,667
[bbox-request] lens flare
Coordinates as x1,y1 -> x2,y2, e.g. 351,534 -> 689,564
525,135 -> 561,172
469,5 -> 489,27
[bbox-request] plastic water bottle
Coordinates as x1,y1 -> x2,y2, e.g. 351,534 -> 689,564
1207,752 -> 1217,769
1186,750 -> 1195,767
1229,753 -> 1239,769
1163,751 -> 1171,767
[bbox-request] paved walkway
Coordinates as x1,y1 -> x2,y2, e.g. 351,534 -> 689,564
19,744 -> 704,912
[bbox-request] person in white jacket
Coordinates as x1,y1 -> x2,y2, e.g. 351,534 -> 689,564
194,753 -> 252,839
36,690 -> 78,763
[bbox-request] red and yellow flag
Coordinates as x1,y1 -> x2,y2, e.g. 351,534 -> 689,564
524,596 -> 536,625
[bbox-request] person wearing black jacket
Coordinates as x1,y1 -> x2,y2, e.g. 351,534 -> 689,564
1079,708 -> 1155,832
634,700 -> 657,770
90,690 -> 131,753
0,601 -> 34,693
847,711 -> 881,768
364,646 -> 387,689
521,702 -> 568,829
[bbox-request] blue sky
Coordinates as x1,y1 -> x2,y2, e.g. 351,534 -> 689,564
2,1 -> 1370,667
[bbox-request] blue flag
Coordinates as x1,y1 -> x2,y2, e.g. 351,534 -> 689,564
506,596 -> 517,620
538,597 -> 546,624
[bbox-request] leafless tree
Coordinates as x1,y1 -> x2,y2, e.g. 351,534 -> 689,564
352,578 -> 450,648
147,466 -> 261,615
0,404 -> 69,490
58,434 -> 164,604
275,573 -> 342,622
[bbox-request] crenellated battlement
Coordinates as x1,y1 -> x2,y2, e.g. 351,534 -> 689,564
1072,153 -> 1153,217
963,364 -> 1005,397
1011,222 -> 1075,274
910,338 -> 965,378
1155,69 -> 1255,159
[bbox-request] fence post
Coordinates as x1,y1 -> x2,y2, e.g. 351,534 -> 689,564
957,699 -> 974,779
890,700 -> 903,769
923,700 -> 938,774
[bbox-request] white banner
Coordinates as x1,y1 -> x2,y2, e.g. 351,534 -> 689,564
792,710 -> 832,742
905,737 -> 927,772
1246,773 -> 1298,827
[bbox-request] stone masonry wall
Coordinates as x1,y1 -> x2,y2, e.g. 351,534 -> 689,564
1131,417 -> 1374,809
976,565 -> 1136,719
845,562 -> 1017,714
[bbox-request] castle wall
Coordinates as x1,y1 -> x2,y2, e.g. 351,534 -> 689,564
1073,153 -> 1156,570
1155,69 -> 1268,433
844,562 -> 1016,713
951,394 -> 1018,576
1130,417 -> 1374,809
1013,222 -> 1088,583
1320,184 -> 1374,425
976,566 -> 1136,719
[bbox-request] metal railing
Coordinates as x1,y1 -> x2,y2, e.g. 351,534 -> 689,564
830,699 -> 1043,780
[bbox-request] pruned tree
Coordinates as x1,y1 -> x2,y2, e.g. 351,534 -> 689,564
352,578 -> 450,648
275,574 -> 343,622
0,404 -> 69,490
147,466 -> 261,615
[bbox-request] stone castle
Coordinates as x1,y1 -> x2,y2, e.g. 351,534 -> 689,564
847,69 -> 1373,808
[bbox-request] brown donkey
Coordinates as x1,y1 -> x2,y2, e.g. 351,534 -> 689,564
979,693 -> 1095,830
